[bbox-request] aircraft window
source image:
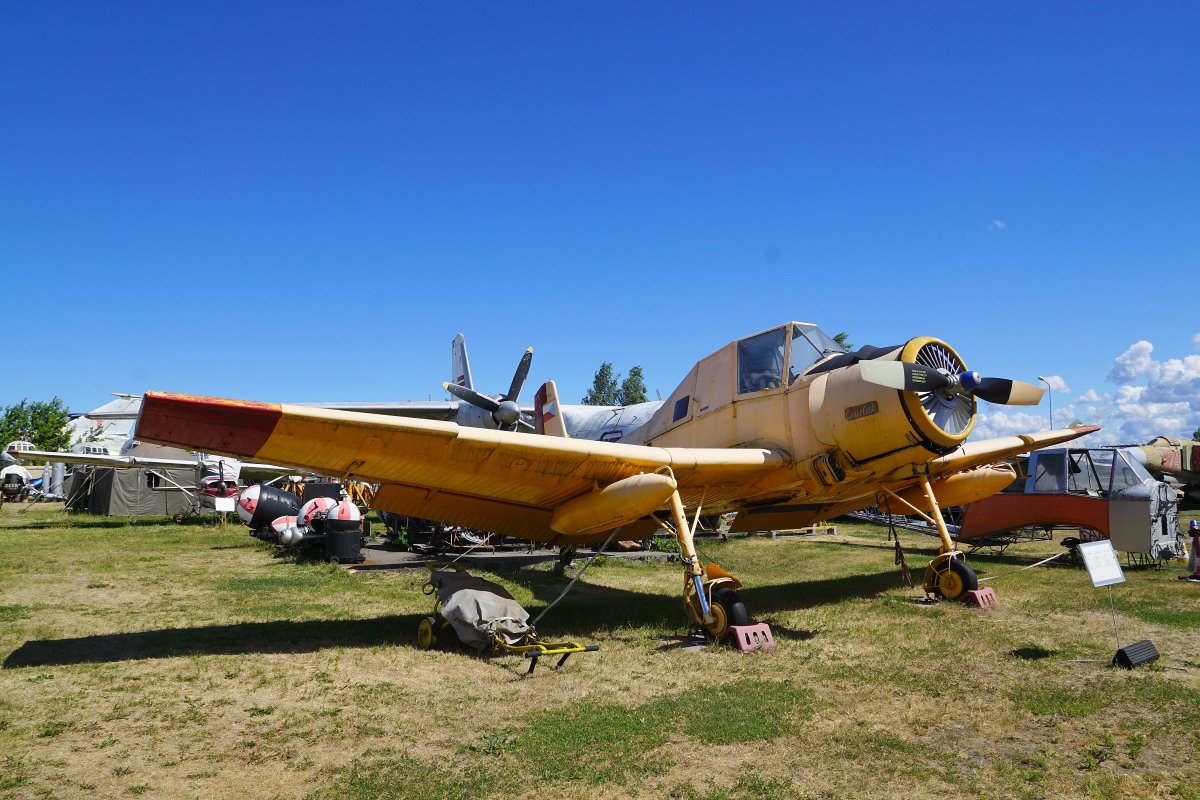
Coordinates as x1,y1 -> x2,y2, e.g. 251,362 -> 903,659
1091,450 -> 1114,491
673,396 -> 690,422
1067,453 -> 1102,494
1031,452 -> 1066,493
738,328 -> 787,393
1110,450 -> 1152,490
789,324 -> 847,382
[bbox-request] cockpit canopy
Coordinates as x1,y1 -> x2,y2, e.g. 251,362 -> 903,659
736,323 -> 846,394
1017,447 -> 1155,496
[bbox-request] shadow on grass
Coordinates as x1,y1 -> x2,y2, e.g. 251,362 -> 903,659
5,569 -> 909,669
0,514 -> 220,530
3,614 -> 424,668
1010,645 -> 1056,660
809,534 -> 1089,572
502,567 -> 909,637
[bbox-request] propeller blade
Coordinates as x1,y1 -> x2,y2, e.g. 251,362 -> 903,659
443,382 -> 500,413
859,360 -> 952,393
970,377 -> 1044,406
506,347 -> 534,402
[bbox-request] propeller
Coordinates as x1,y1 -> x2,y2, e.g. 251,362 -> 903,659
858,360 -> 1044,406
443,347 -> 536,431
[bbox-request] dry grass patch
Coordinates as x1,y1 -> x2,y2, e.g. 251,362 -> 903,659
3,504 -> 1200,799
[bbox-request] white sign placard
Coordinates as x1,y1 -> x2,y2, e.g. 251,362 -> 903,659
1078,539 -> 1125,587
213,497 -> 236,512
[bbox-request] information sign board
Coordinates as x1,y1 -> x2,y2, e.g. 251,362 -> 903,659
1078,539 -> 1125,588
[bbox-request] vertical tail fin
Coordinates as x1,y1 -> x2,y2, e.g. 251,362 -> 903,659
534,380 -> 570,438
451,333 -> 474,389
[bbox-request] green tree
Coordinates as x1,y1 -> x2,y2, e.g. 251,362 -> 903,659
582,362 -> 620,405
832,332 -> 852,350
618,366 -> 648,405
0,397 -> 71,451
1193,427 -> 1200,442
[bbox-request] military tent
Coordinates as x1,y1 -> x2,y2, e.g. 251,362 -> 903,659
63,443 -> 198,517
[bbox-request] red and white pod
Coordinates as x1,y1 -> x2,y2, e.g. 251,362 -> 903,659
326,499 -> 361,522
237,485 -> 263,524
298,496 -> 338,526
270,515 -> 299,535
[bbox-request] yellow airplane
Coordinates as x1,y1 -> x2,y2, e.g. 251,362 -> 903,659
133,322 -> 1095,637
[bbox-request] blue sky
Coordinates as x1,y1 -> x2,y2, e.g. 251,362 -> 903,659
3,2 -> 1198,444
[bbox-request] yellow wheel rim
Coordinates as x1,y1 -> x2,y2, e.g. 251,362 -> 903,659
703,601 -> 729,637
939,568 -> 964,599
417,617 -> 434,650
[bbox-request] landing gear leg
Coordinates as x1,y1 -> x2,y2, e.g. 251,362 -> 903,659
881,477 -> 978,601
663,490 -> 747,639
667,490 -> 713,624
916,477 -> 977,600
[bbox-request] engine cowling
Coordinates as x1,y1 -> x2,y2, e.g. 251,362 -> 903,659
815,337 -> 977,471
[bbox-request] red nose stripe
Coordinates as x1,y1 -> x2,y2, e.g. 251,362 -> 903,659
137,391 -> 282,458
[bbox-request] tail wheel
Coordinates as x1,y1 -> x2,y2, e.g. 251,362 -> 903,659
704,588 -> 749,639
417,616 -> 438,650
938,558 -> 978,600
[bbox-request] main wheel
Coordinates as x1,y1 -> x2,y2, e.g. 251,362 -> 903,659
416,616 -> 438,650
938,558 -> 978,600
704,587 -> 749,639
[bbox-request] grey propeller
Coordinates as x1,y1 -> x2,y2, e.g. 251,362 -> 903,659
443,347 -> 535,431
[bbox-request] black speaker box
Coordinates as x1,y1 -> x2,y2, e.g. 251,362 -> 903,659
1113,640 -> 1159,669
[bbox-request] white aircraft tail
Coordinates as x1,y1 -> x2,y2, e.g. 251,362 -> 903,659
451,333 -> 474,389
534,381 -> 570,438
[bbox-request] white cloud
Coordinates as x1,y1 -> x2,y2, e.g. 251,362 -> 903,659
972,410 -> 1058,439
1107,340 -> 1154,384
989,219 -> 1007,230
970,334 -> 1200,447
1039,374 -> 1071,393
1192,332 -> 1200,350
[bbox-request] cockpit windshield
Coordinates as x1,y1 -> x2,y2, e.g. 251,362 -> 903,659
737,323 -> 849,394
737,327 -> 787,393
1110,449 -> 1153,490
789,323 -> 847,382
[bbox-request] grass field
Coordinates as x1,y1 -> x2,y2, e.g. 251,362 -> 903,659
2,503 -> 1199,799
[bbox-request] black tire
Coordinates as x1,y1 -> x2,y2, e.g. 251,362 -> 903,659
940,558 -> 978,600
705,587 -> 750,639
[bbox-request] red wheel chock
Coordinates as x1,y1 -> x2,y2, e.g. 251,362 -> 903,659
727,623 -> 775,652
962,588 -> 998,608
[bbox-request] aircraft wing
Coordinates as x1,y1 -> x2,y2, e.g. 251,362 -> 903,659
292,400 -> 463,421
726,426 -> 1100,535
135,392 -> 788,542
295,400 -> 537,422
239,462 -> 298,481
924,426 -> 1100,478
9,449 -> 198,470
